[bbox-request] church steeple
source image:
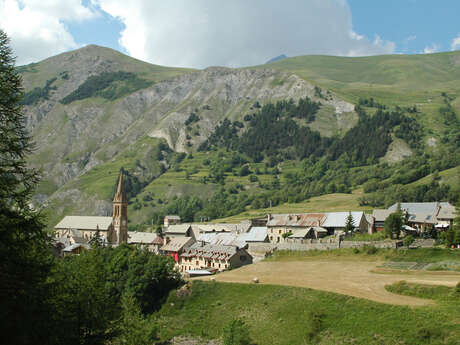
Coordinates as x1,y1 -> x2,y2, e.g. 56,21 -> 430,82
113,172 -> 127,203
111,172 -> 128,244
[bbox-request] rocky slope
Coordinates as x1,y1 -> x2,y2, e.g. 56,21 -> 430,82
20,46 -> 355,226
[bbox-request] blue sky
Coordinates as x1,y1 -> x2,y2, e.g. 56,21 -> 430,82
348,0 -> 460,54
1,0 -> 459,67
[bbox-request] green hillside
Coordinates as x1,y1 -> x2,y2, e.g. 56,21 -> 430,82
156,280 -> 460,345
18,47 -> 460,229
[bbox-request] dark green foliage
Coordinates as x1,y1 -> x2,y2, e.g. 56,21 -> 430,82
49,245 -> 181,344
344,212 -> 355,233
21,77 -> 57,105
60,71 -> 152,104
185,112 -> 200,126
403,235 -> 415,248
305,311 -> 325,341
0,29 -> 55,345
358,97 -> 387,110
384,213 -> 403,239
113,295 -> 158,345
223,318 -> 251,345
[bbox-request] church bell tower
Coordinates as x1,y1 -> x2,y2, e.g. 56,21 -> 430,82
112,172 -> 128,244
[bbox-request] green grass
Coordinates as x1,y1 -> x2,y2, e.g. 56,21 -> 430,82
216,190 -> 371,223
265,248 -> 460,265
154,280 -> 459,345
385,281 -> 459,301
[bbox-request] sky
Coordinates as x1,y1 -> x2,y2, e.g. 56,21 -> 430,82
1,0 -> 459,67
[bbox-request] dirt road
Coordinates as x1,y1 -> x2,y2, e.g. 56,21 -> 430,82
196,260 -> 460,306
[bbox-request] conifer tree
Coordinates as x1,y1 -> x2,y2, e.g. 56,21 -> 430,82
0,29 -> 53,344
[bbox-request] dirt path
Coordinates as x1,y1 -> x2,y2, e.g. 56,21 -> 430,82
196,260 -> 460,306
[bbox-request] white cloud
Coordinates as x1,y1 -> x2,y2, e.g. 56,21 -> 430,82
95,0 -> 396,68
451,34 -> 460,51
0,0 -> 97,64
423,44 -> 440,54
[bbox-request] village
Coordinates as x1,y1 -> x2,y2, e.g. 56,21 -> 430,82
53,173 -> 458,277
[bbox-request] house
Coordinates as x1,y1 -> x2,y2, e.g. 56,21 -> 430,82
197,232 -> 247,249
407,213 -> 436,232
266,213 -> 326,243
372,209 -> 393,232
163,224 -> 194,240
127,231 -> 162,253
160,236 -> 194,263
237,227 -> 269,243
322,212 -> 368,235
388,202 -> 456,227
178,242 -> 253,273
286,226 -> 328,243
62,243 -> 90,256
164,215 -> 181,227
54,173 -> 128,245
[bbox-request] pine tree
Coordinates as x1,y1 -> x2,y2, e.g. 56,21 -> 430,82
0,29 -> 53,344
344,212 -> 355,234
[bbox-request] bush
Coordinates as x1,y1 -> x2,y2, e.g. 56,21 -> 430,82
223,318 -> 250,345
305,311 -> 325,341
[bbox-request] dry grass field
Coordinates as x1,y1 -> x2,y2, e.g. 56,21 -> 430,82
196,259 -> 460,306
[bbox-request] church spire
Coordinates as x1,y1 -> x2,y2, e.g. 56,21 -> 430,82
113,172 -> 127,203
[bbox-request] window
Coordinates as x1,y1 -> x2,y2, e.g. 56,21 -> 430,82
196,260 -> 199,265
279,230 -> 282,234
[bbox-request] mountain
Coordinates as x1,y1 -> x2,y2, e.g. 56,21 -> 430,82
18,46 -> 460,229
265,54 -> 287,64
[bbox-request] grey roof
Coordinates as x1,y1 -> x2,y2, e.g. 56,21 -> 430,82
267,213 -> 326,227
164,224 -> 191,234
128,231 -> 157,244
288,228 -> 310,238
181,242 -> 251,261
55,216 -> 112,231
322,212 -> 365,228
160,237 -> 194,252
238,227 -> 268,242
408,213 -> 436,224
63,243 -> 90,252
372,209 -> 393,222
437,204 -> 456,220
197,233 -> 247,249
196,223 -> 238,233
388,202 -> 453,215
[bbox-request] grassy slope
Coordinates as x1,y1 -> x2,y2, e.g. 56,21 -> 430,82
19,45 -> 195,90
156,280 -> 459,345
262,52 -> 460,141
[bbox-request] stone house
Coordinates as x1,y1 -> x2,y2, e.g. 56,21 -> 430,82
321,212 -> 368,235
267,213 -> 326,243
127,231 -> 162,253
160,236 -> 194,263
178,242 -> 252,273
164,215 -> 181,227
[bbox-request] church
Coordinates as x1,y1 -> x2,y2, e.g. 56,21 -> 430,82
54,173 -> 128,245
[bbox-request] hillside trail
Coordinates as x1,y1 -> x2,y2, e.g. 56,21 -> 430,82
196,260 -> 460,306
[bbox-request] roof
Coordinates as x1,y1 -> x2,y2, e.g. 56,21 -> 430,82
181,242 -> 251,261
152,236 -> 164,245
63,243 -> 90,252
55,216 -> 113,231
322,212 -> 365,228
372,209 -> 393,222
113,173 -> 127,203
407,213 -> 436,224
196,223 -> 238,233
238,227 -> 268,242
289,228 -> 310,238
127,231 -> 157,244
197,233 -> 247,249
388,202 -> 454,216
164,224 -> 191,234
267,213 -> 326,227
436,204 -> 456,220
160,237 -> 194,252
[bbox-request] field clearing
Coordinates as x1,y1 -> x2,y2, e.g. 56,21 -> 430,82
196,259 -> 460,306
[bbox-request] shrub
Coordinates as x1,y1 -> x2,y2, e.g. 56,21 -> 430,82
223,318 -> 250,345
305,311 -> 325,341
